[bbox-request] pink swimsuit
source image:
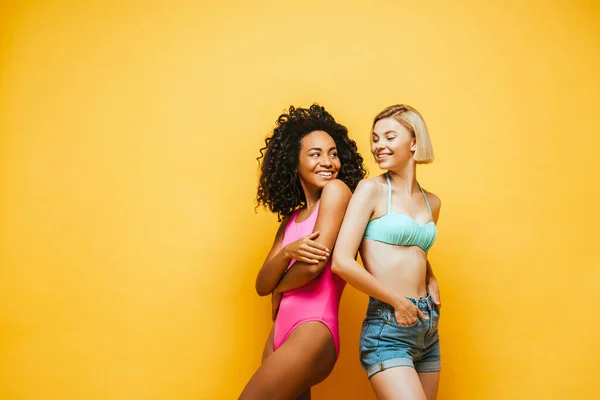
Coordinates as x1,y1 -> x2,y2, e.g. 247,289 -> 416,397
273,204 -> 346,357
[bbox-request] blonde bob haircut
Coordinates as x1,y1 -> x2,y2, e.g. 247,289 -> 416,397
373,104 -> 434,164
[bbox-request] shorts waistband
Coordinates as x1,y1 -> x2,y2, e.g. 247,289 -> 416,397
367,294 -> 434,314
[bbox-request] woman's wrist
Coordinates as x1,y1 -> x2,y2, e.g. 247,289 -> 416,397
390,294 -> 407,310
281,245 -> 291,261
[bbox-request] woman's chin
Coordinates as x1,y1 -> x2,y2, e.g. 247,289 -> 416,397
376,160 -> 391,169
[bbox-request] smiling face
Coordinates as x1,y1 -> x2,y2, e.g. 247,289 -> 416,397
371,117 -> 416,169
297,130 -> 341,191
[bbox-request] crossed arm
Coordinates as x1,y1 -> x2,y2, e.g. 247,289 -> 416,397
254,180 -> 353,297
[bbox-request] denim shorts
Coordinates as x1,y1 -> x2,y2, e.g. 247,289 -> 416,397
359,295 -> 441,378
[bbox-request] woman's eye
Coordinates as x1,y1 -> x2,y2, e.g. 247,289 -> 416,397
386,136 -> 395,141
310,153 -> 319,157
330,152 -> 338,157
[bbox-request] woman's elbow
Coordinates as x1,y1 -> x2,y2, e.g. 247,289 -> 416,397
255,282 -> 271,297
331,257 -> 348,277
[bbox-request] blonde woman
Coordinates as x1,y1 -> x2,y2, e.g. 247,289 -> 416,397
332,105 -> 442,400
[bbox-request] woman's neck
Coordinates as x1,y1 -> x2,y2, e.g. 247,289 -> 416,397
388,164 -> 419,194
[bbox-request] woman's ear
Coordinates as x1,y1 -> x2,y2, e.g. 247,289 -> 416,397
410,137 -> 417,152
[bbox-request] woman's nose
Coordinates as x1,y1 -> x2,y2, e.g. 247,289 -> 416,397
320,155 -> 332,167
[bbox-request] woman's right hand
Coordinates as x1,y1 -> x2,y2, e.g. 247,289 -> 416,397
284,231 -> 330,264
393,297 -> 428,326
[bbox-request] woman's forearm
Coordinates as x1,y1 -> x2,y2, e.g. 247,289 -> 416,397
255,247 -> 292,296
426,260 -> 435,284
332,257 -> 402,307
272,261 -> 322,294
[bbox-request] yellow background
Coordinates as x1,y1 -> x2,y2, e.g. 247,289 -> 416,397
1,0 -> 599,399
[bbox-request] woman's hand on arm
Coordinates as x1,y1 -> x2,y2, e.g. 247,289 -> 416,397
272,180 -> 352,294
283,231 -> 329,265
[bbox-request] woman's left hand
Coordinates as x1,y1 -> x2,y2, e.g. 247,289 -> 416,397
428,276 -> 442,308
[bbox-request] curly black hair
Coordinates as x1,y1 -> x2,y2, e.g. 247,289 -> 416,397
257,104 -> 367,221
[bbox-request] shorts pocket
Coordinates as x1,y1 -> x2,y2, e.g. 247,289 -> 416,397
379,323 -> 420,351
385,310 -> 420,329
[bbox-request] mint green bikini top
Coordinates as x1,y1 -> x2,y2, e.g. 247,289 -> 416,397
363,173 -> 437,252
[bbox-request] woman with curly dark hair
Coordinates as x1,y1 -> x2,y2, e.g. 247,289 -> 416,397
239,104 -> 366,400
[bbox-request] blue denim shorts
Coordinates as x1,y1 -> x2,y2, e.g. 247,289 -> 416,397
359,295 -> 441,378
